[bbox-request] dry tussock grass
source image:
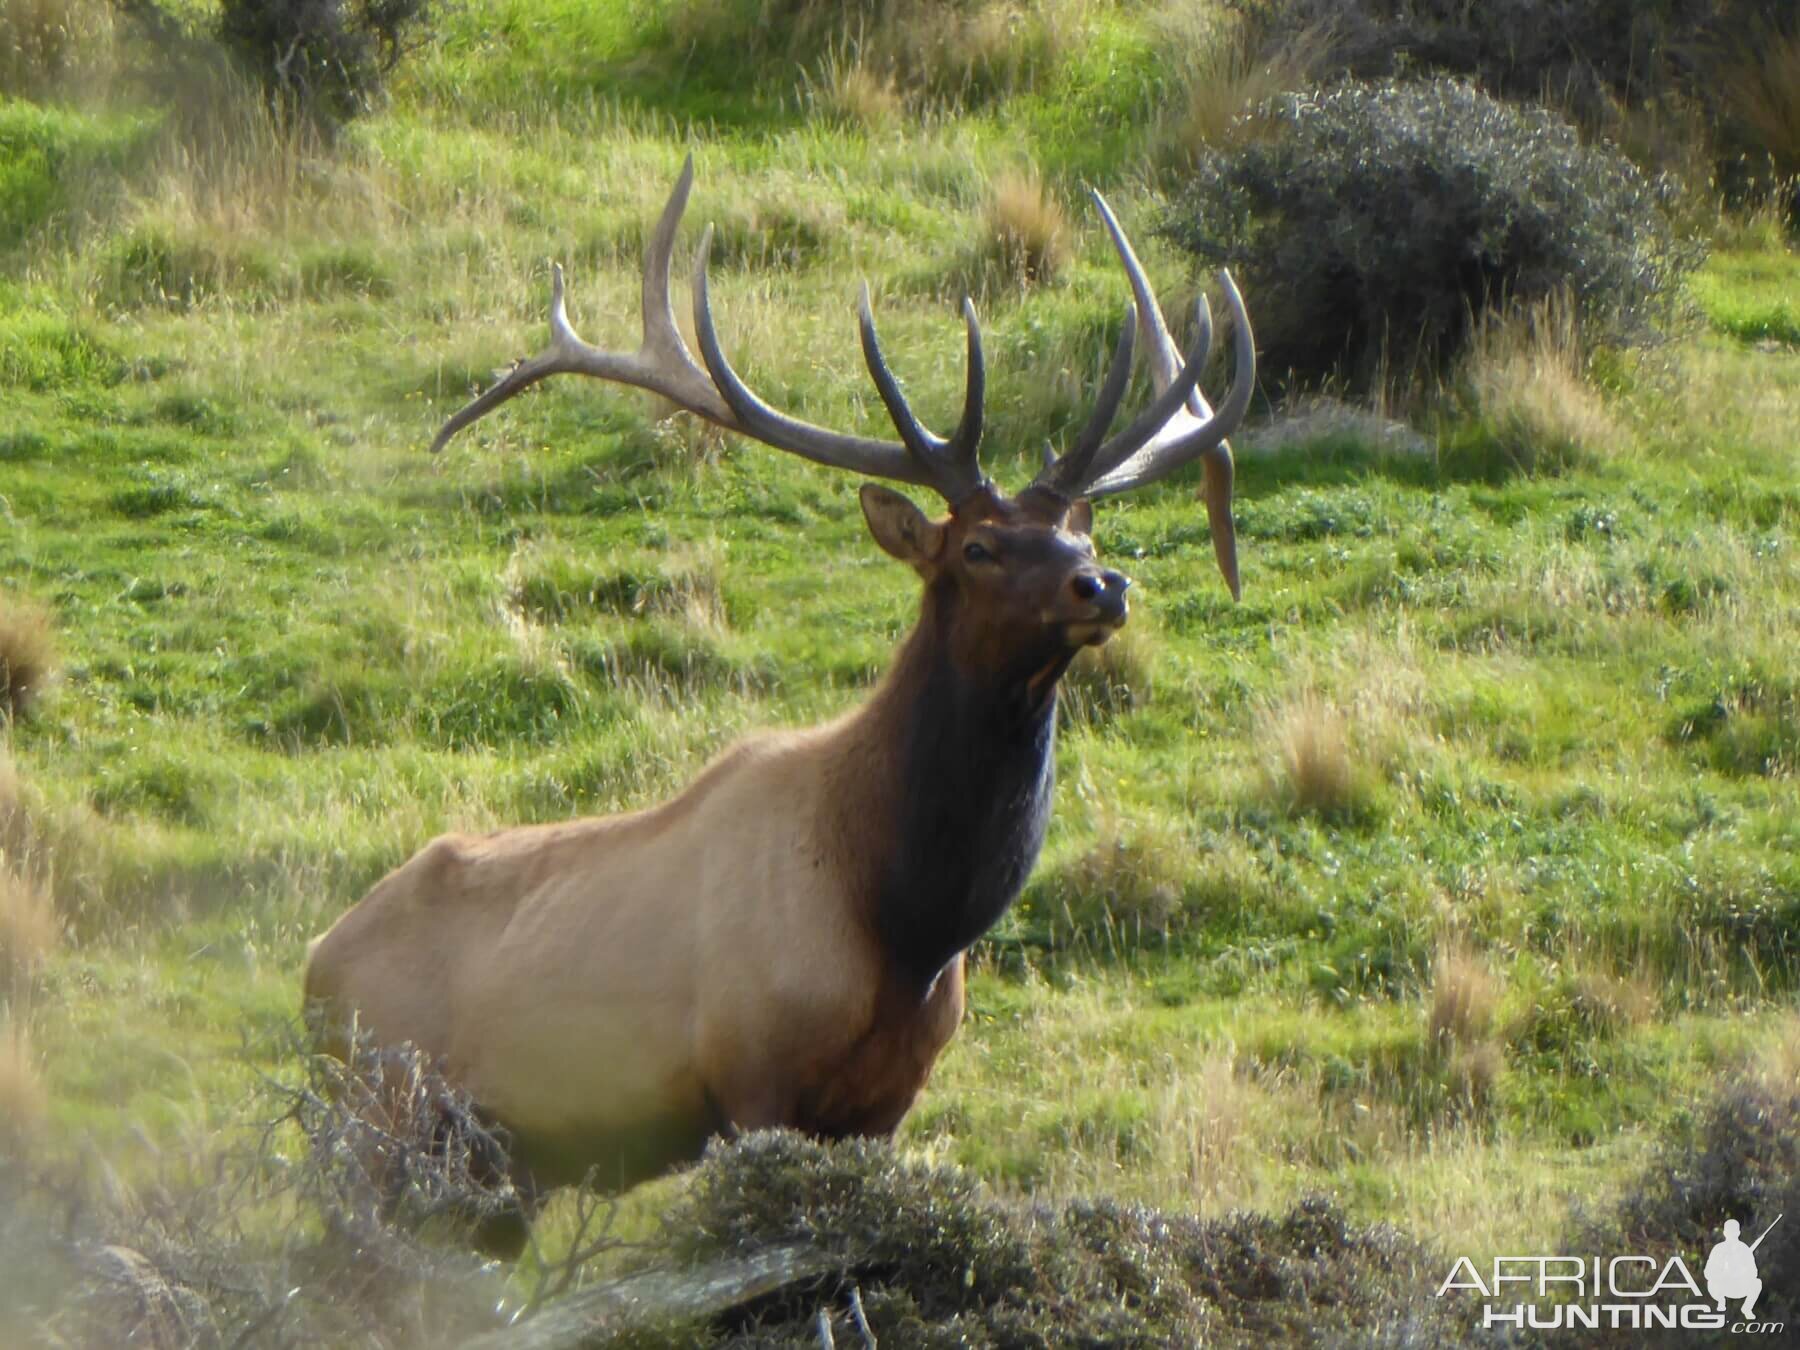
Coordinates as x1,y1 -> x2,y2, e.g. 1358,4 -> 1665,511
1569,965 -> 1658,1034
1428,940 -> 1499,1049
1464,293 -> 1619,471
0,593 -> 56,722
670,0 -> 1078,112
1150,8 -> 1332,168
0,0 -> 115,98
1262,693 -> 1379,821
1062,623 -> 1155,727
0,752 -> 23,860
0,867 -> 56,989
1335,627 -> 1440,774
0,1020 -> 46,1151
807,43 -> 904,130
862,0 -> 1078,110
983,165 -> 1070,287
1427,939 -> 1504,1112
1753,1012 -> 1800,1090
1054,807 -> 1191,947
1168,1051 -> 1249,1198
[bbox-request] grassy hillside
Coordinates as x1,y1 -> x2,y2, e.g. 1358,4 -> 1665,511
2,0 -> 1797,1325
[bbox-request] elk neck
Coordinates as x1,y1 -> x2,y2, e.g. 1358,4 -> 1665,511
832,577 -> 1071,991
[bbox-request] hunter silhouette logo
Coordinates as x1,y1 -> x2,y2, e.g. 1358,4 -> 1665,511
1435,1213 -> 1785,1334
1707,1216 -> 1781,1319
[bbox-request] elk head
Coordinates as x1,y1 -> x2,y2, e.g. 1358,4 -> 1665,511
431,157 -> 1255,674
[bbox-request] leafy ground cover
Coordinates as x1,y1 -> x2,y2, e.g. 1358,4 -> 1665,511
0,0 -> 1796,1334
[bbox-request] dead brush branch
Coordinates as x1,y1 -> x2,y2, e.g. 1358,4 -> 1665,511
0,1026 -> 569,1347
275,1032 -> 525,1249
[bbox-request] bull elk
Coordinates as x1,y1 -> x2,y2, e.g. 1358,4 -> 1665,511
303,157 -> 1253,1250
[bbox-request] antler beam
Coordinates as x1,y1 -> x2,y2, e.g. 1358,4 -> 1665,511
432,154 -> 989,504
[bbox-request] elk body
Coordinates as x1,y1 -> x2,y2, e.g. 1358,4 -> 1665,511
303,159 -> 1253,1247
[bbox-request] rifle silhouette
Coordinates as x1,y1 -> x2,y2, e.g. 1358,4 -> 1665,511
1749,1214 -> 1783,1253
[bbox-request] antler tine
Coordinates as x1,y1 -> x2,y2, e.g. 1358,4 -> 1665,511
1032,303 -> 1137,496
1085,272 -> 1254,498
1028,299 -> 1213,501
690,231 -> 942,490
854,285 -> 988,501
1084,270 -> 1254,600
1084,292 -> 1213,485
1047,188 -> 1255,599
1030,302 -> 1136,498
947,296 -> 986,481
430,154 -> 736,454
1090,190 -> 1190,410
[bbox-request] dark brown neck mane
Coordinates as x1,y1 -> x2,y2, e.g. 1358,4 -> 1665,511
836,579 -> 1071,990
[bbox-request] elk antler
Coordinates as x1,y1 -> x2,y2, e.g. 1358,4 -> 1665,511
1027,192 -> 1255,600
431,154 -> 988,504
431,162 -> 1255,595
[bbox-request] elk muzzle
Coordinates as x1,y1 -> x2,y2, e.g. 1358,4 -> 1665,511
1061,567 -> 1131,645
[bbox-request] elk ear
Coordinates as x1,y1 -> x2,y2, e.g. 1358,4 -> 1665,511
1065,497 -> 1094,539
860,484 -> 945,567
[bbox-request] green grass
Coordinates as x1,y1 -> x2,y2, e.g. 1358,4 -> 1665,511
1692,246 -> 1800,344
0,0 -> 1797,1296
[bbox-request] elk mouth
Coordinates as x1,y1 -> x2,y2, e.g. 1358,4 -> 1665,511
1061,596 -> 1129,648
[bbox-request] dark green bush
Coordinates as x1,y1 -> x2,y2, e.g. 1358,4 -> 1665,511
217,0 -> 433,129
1232,0 -> 1800,210
1568,1075 -> 1799,1343
1162,77 -> 1700,393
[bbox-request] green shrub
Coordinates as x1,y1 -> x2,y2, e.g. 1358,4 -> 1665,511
659,1130 -> 1468,1345
217,0 -> 434,129
116,0 -> 434,132
1232,0 -> 1800,208
1569,1074 -> 1800,1341
1162,78 -> 1700,394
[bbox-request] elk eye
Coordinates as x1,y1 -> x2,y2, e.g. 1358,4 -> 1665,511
963,541 -> 994,565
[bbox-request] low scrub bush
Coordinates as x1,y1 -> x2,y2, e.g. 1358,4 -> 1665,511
1569,1071 -> 1800,1341
216,0 -> 435,130
658,1129 -> 1468,1345
116,0 -> 433,134
0,1067 -> 1476,1345
1163,78 -> 1701,395
0,1035 -> 538,1347
1232,0 -> 1800,207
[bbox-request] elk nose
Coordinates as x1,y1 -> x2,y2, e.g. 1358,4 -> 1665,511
1071,569 -> 1131,620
